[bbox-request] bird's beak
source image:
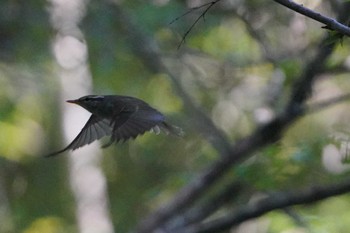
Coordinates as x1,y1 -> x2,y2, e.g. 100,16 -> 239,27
66,99 -> 79,104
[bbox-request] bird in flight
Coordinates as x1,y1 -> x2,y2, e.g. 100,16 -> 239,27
46,95 -> 183,157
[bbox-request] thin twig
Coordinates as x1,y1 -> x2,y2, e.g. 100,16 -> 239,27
172,0 -> 222,49
169,2 -> 217,25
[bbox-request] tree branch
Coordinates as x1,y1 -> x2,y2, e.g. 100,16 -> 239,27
176,179 -> 350,233
273,0 -> 350,37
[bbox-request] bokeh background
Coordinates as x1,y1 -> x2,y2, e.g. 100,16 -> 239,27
1,0 -> 350,233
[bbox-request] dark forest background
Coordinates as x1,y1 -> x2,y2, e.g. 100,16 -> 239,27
1,0 -> 350,233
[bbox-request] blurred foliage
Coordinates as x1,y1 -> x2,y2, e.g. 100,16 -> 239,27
1,0 -> 350,233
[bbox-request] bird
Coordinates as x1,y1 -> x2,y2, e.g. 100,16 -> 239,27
46,95 -> 183,157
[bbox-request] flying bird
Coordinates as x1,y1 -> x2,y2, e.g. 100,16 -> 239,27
47,95 -> 183,157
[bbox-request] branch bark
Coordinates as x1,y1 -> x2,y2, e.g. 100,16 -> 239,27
176,179 -> 350,233
273,0 -> 350,36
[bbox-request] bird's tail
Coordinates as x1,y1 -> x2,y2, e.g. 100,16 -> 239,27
157,122 -> 184,137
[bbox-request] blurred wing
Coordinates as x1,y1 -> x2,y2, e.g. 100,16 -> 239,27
111,108 -> 165,142
46,115 -> 112,157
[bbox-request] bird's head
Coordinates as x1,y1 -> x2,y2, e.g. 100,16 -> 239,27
67,95 -> 105,113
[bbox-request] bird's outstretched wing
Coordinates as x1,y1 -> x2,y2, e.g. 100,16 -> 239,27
101,108 -> 163,147
46,115 -> 112,157
102,107 -> 181,147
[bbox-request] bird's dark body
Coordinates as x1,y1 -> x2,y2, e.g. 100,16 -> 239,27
47,95 -> 182,157
81,95 -> 163,120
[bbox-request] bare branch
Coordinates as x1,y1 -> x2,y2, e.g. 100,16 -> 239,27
176,179 -> 350,233
273,0 -> 350,37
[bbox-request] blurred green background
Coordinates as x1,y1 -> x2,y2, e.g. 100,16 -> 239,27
1,0 -> 350,233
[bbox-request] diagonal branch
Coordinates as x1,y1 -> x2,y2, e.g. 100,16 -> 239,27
176,179 -> 350,233
273,0 -> 350,36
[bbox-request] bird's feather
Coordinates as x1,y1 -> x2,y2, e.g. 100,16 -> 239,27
46,115 -> 112,157
103,109 -> 164,146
